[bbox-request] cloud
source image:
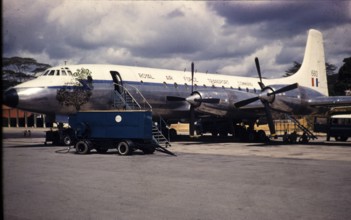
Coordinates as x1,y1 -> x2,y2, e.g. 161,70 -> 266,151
3,0 -> 351,77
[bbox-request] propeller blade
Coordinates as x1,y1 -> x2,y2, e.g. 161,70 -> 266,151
264,102 -> 276,136
258,82 -> 265,90
191,62 -> 194,93
194,98 -> 220,104
189,105 -> 195,136
255,57 -> 265,89
167,96 -> 186,101
234,97 -> 260,108
269,83 -> 298,96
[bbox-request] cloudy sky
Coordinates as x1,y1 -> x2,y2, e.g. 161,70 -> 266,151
3,0 -> 351,77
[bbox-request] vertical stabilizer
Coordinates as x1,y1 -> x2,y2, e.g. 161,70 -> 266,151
288,29 -> 328,96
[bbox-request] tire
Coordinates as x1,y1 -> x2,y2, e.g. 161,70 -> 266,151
75,140 -> 91,154
117,141 -> 132,156
257,130 -> 268,142
142,146 -> 156,154
169,128 -> 177,139
62,134 -> 72,146
247,131 -> 256,142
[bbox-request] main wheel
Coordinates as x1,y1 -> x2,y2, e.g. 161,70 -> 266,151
117,141 -> 132,156
75,140 -> 91,154
257,130 -> 268,142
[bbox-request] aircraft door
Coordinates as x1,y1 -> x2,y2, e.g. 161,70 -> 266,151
110,71 -> 123,94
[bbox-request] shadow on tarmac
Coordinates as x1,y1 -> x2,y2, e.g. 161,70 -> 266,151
172,134 -> 350,147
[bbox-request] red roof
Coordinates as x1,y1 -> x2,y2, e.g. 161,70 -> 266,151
2,105 -> 33,118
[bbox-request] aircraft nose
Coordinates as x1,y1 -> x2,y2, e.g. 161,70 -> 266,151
3,88 -> 19,108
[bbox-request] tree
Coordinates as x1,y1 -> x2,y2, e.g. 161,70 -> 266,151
284,61 -> 338,95
3,57 -> 51,75
2,57 -> 52,90
333,57 -> 351,95
338,57 -> 351,82
284,61 -> 301,77
56,68 -> 94,111
284,61 -> 337,77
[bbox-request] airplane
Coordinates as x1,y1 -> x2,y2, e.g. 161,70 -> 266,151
4,29 -> 351,141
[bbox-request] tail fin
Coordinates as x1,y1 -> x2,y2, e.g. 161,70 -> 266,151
288,29 -> 328,96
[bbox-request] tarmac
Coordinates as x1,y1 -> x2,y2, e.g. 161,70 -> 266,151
2,127 -> 351,220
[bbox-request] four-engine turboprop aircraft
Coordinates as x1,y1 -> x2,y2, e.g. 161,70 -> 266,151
3,29 -> 351,139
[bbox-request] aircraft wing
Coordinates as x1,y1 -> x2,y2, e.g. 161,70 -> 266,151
306,96 -> 351,107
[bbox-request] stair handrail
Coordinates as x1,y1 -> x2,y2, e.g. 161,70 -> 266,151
113,90 -> 128,109
125,84 -> 152,111
285,114 -> 317,139
114,83 -> 152,111
114,86 -> 141,110
158,115 -> 170,140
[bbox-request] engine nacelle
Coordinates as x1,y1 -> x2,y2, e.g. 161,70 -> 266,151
191,90 -> 260,116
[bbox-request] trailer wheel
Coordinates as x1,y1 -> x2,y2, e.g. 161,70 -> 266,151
75,140 -> 91,154
118,141 -> 132,156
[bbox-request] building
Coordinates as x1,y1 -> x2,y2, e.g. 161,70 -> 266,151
2,105 -> 47,128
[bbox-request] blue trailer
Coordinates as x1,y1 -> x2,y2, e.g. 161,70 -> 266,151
68,110 -> 165,155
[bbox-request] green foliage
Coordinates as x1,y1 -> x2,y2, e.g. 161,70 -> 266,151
70,68 -> 92,86
2,57 -> 52,90
284,61 -> 342,95
332,57 -> 351,96
284,61 -> 301,77
56,68 -> 93,111
3,57 -> 51,74
338,57 -> 351,82
284,61 -> 337,77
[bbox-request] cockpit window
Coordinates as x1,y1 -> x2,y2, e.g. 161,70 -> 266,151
44,69 -> 73,76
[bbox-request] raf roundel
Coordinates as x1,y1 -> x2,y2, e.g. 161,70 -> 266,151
115,115 -> 122,123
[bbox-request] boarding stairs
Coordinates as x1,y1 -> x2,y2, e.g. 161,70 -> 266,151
113,90 -> 141,110
152,124 -> 171,148
285,114 -> 318,140
112,83 -> 172,149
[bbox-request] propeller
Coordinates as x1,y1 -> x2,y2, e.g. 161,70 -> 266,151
234,83 -> 298,108
166,62 -> 220,137
189,62 -> 195,136
234,57 -> 299,137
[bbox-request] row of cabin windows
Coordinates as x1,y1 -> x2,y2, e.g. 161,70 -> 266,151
42,68 -> 73,76
140,80 -> 258,93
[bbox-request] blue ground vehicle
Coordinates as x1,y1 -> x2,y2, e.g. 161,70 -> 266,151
68,110 -> 172,155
